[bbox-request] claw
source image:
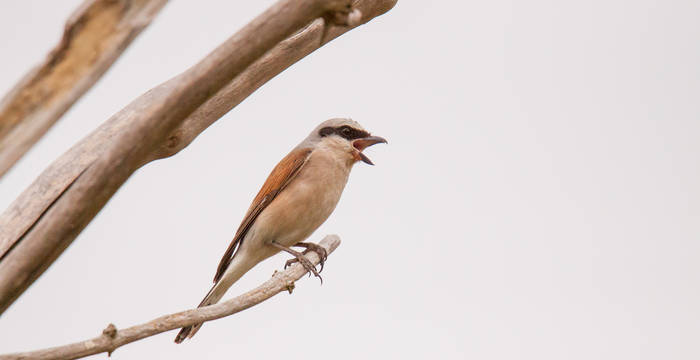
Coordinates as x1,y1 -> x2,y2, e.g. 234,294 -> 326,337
293,242 -> 328,273
271,242 -> 323,284
297,255 -> 322,284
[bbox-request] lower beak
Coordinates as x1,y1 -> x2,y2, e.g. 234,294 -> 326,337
352,136 -> 388,165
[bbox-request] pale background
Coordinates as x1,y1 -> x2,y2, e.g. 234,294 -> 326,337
1,1 -> 699,359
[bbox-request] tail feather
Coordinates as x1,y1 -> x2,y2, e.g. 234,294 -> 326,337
174,282 -> 226,343
174,255 -> 255,343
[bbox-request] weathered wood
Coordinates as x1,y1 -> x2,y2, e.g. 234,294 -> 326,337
0,0 -> 396,315
150,0 -> 396,161
0,0 -> 169,178
0,236 -> 341,360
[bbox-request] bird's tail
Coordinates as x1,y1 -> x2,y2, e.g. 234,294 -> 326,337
173,282 -> 225,343
174,255 -> 254,343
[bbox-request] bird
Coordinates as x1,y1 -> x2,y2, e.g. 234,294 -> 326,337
174,118 -> 386,343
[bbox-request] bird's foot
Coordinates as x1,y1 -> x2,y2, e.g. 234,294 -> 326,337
271,242 -> 323,284
291,253 -> 323,284
285,242 -> 328,272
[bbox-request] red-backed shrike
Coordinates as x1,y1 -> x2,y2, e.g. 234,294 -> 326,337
175,118 -> 386,343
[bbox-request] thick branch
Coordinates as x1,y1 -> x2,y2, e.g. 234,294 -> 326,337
0,235 -> 340,360
0,0 -> 396,315
0,0 -> 169,178
151,0 -> 398,161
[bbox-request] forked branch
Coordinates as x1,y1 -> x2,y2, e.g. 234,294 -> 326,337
0,235 -> 340,360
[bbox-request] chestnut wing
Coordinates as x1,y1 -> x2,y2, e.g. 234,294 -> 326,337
213,148 -> 312,283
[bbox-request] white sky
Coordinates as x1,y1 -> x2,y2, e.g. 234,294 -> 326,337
1,1 -> 699,359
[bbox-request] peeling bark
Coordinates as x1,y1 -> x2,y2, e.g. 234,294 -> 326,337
0,0 -> 169,177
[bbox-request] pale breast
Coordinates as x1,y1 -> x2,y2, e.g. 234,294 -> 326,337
253,148 -> 351,248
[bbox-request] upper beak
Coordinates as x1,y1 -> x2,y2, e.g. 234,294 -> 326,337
352,136 -> 388,165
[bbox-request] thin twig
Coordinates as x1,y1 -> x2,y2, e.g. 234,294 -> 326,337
0,235 -> 341,360
0,0 -> 169,178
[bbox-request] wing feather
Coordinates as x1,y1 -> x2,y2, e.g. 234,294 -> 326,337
213,147 -> 312,283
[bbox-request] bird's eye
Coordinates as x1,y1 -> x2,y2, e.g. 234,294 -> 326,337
341,127 -> 352,137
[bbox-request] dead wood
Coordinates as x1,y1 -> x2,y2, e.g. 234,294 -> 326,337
0,236 -> 340,360
0,0 -> 396,314
0,0 -> 169,177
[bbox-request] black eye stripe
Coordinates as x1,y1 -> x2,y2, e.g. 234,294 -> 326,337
319,126 -> 335,137
318,125 -> 369,140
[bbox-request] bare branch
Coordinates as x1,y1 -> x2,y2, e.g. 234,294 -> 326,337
0,0 -> 169,178
150,0 -> 398,161
0,235 -> 341,360
0,0 -> 396,315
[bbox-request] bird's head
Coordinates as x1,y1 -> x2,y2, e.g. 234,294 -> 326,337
300,118 -> 387,165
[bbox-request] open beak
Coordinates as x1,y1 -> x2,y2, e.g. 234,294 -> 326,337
352,135 -> 388,165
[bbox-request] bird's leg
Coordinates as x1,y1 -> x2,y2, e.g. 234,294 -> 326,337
285,242 -> 328,272
270,242 -> 322,283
